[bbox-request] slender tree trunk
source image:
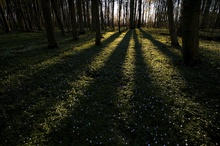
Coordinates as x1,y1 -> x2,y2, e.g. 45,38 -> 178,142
82,0 -> 87,28
118,0 -> 122,33
91,0 -> 96,31
167,0 -> 179,46
92,0 -> 101,45
100,0 -> 105,30
6,0 -> 17,30
182,0 -> 202,66
68,0 -> 78,40
137,0 -> 142,28
130,0 -> 135,29
112,0 -> 115,30
41,0 -> 58,49
0,3 -> 11,32
86,0 -> 91,30
51,0 -> 65,36
76,0 -> 85,34
200,0 -> 212,29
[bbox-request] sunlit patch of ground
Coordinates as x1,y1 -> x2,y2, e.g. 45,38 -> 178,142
0,29 -> 219,145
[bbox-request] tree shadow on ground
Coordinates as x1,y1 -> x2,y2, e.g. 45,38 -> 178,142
0,31 -> 123,145
47,30 -> 132,145
140,28 -> 220,145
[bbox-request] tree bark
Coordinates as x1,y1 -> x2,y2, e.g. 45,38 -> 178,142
112,0 -> 115,30
118,0 -> 122,33
41,0 -> 58,49
200,0 -> 212,29
51,0 -> 65,36
92,0 -> 101,45
130,0 -> 135,29
76,0 -> 85,34
167,0 -> 179,46
182,0 -> 202,66
137,0 -> 142,28
68,0 -> 78,40
0,3 -> 11,32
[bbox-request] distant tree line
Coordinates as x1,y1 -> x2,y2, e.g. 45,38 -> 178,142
0,0 -> 219,65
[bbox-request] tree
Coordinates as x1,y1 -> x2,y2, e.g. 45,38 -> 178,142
41,0 -> 58,49
68,0 -> 78,40
167,0 -> 179,46
137,0 -> 142,28
118,0 -> 122,33
130,0 -> 135,29
92,0 -> 102,45
112,0 -> 115,30
51,0 -> 65,36
182,0 -> 202,66
0,2 -> 11,32
76,0 -> 86,34
200,0 -> 212,29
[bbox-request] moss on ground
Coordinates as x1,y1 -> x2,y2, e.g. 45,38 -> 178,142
0,29 -> 219,145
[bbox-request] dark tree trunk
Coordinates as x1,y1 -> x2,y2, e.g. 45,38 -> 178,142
41,0 -> 58,49
182,0 -> 202,66
137,0 -> 142,28
0,3 -> 11,32
100,0 -> 105,30
112,0 -> 115,30
200,0 -> 212,29
92,0 -> 101,45
68,0 -> 78,40
118,0 -> 122,33
76,0 -> 85,34
6,0 -> 18,30
86,0 -> 91,30
51,0 -> 65,36
167,0 -> 179,46
130,0 -> 135,29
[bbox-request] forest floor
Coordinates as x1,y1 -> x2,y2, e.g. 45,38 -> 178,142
0,28 -> 220,145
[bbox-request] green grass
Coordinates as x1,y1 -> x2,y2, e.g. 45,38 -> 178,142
0,29 -> 219,145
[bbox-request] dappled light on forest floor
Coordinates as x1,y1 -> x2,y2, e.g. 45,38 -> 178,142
0,29 -> 219,145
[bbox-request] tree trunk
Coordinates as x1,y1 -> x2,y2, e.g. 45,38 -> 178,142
76,0 -> 85,34
182,0 -> 201,66
68,0 -> 78,40
0,3 -> 11,32
100,0 -> 105,30
92,0 -> 101,45
130,0 -> 135,29
137,0 -> 142,28
167,0 -> 179,46
41,0 -> 58,49
118,0 -> 122,33
51,0 -> 65,36
112,0 -> 115,30
86,0 -> 91,30
200,0 -> 212,29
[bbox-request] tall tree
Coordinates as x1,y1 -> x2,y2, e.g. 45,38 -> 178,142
137,0 -> 142,28
0,2 -> 11,32
112,0 -> 115,30
68,0 -> 78,40
51,0 -> 65,36
118,0 -> 122,33
182,0 -> 202,65
167,0 -> 179,46
41,0 -> 58,49
92,0 -> 102,45
200,0 -> 212,29
76,0 -> 85,34
130,0 -> 135,29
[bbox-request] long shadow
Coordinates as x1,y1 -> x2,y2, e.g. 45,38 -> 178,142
0,31 -> 122,145
139,28 -> 181,65
47,31 -> 132,145
121,29 -> 180,145
140,28 -> 220,144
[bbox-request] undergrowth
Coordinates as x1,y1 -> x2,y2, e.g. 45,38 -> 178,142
0,29 -> 219,145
